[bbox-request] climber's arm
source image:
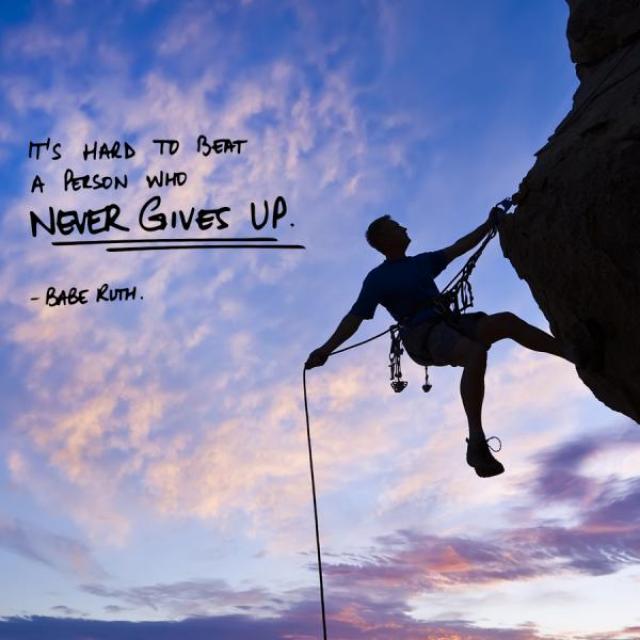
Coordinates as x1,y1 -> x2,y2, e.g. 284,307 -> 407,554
305,313 -> 364,369
442,220 -> 491,262
442,207 -> 505,262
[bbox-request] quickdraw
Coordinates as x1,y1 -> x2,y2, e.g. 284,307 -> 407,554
389,325 -> 408,392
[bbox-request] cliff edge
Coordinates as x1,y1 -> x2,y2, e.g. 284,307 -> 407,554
500,0 -> 640,422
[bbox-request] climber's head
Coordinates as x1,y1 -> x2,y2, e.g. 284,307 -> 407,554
366,215 -> 410,257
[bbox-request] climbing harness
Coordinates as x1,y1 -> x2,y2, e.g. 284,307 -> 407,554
302,197 -> 512,640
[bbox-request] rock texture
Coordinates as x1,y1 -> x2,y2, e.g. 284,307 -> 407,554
500,0 -> 640,422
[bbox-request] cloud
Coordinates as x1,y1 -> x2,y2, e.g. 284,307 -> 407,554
319,429 -> 640,602
81,579 -> 279,618
0,0 -> 425,549
0,514 -> 106,579
0,607 -> 557,640
528,425 -> 640,505
139,361 -> 399,538
3,23 -> 88,62
319,514 -> 640,614
50,605 -> 84,617
579,628 -> 640,640
0,3 -> 632,637
324,529 -> 541,597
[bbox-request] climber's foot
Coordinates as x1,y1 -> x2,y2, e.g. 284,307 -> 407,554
466,437 -> 505,478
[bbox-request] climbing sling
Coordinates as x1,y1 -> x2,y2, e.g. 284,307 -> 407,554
302,197 -> 513,640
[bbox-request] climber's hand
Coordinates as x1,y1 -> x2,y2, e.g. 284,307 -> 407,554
488,206 -> 506,228
305,347 -> 331,370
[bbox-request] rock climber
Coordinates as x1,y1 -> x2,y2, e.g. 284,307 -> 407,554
305,208 -> 580,478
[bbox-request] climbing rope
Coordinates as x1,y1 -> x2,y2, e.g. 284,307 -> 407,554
301,326 -> 394,640
437,222 -> 497,316
302,198 -> 510,639
302,365 -> 328,640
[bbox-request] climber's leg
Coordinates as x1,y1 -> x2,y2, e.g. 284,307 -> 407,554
475,312 -> 572,361
448,337 -> 504,477
451,337 -> 488,443
423,323 -> 490,442
425,322 -> 504,478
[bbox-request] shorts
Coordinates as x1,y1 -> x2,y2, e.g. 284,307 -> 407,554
401,312 -> 487,367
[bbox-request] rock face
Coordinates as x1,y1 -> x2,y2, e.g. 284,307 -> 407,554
500,0 -> 640,423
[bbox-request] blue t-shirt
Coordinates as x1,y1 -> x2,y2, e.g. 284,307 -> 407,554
349,250 -> 449,326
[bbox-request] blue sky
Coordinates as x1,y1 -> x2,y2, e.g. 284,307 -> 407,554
1,1 -> 640,639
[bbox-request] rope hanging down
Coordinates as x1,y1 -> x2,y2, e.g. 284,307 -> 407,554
302,324 -> 400,640
301,326 -> 395,640
302,197 -> 511,640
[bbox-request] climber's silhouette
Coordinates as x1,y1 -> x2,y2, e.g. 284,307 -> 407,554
306,209 -> 579,478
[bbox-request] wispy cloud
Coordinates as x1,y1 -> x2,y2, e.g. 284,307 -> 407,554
320,429 -> 640,608
0,514 -> 106,579
81,579 -> 279,618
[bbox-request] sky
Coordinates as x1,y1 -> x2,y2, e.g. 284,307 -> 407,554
1,1 -> 639,639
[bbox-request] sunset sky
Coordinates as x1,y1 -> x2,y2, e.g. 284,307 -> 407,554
1,1 -> 640,639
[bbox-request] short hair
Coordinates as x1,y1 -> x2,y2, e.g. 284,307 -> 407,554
366,215 -> 391,252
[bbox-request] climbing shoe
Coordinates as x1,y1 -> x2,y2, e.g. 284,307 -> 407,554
466,436 -> 504,478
